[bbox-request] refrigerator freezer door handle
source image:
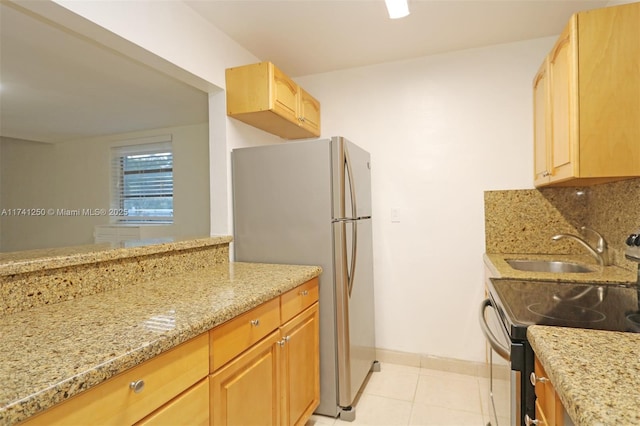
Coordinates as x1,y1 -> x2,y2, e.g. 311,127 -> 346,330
344,141 -> 358,220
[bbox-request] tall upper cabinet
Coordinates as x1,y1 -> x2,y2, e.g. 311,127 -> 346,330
225,62 -> 321,139
533,2 -> 640,187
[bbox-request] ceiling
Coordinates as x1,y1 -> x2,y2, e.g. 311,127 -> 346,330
186,0 -> 609,77
0,2 -> 208,144
0,0 -> 610,144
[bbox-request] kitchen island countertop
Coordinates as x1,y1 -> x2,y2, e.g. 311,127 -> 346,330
0,261 -> 322,425
528,325 -> 640,426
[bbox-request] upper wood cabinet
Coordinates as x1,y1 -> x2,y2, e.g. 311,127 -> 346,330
533,2 -> 640,187
226,62 -> 321,139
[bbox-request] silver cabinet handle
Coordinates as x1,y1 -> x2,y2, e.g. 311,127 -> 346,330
524,414 -> 542,425
300,290 -> 309,296
250,319 -> 260,326
278,336 -> 291,347
129,380 -> 145,394
542,171 -> 550,177
530,372 -> 549,386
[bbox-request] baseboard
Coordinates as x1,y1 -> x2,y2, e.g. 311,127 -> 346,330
375,348 -> 510,380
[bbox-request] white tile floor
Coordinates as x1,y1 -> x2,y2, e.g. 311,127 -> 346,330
306,362 -> 511,426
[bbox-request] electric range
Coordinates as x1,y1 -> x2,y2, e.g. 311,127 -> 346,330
481,278 -> 639,425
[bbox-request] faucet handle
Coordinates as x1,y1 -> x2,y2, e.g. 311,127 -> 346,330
580,226 -> 607,250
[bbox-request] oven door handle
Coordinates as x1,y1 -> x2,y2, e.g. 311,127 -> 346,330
479,298 -> 511,361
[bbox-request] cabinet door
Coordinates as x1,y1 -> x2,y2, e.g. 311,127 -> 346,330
578,2 -> 640,177
533,59 -> 550,186
135,379 -> 209,426
534,356 -> 564,426
548,18 -> 576,184
210,330 -> 282,426
280,303 -> 320,426
272,64 -> 300,124
299,88 -> 321,137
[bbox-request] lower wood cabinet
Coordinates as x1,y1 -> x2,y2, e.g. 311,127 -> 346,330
210,330 -> 282,425
280,303 -> 320,426
532,356 -> 574,426
135,379 -> 209,426
210,278 -> 320,426
17,278 -> 320,426
20,333 -> 210,426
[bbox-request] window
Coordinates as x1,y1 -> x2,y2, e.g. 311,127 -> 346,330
111,140 -> 173,223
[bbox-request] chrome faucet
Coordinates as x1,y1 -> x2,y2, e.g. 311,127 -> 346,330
552,226 -> 610,267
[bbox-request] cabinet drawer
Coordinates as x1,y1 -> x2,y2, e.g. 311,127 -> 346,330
22,333 -> 209,426
210,298 -> 280,371
281,278 -> 319,324
135,378 -> 209,426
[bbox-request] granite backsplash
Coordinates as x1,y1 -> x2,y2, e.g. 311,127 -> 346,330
485,177 -> 640,272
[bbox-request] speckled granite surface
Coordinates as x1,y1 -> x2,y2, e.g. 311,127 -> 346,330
484,189 -> 587,254
0,261 -> 322,425
528,326 -> 640,426
485,179 -> 640,272
484,253 -> 636,285
0,236 -> 232,315
0,236 -> 232,276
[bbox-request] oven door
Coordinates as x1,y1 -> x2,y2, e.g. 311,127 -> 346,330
480,298 -> 515,426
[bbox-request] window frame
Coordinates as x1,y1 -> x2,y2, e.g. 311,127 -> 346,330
111,139 -> 174,224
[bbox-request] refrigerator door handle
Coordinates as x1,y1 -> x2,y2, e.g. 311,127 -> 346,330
344,145 -> 358,297
348,220 -> 358,297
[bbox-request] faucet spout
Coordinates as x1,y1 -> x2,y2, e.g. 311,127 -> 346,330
580,226 -> 610,266
552,233 -> 605,267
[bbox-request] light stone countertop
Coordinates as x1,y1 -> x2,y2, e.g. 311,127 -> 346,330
0,235 -> 233,276
484,253 -> 636,285
0,261 -> 322,426
528,326 -> 640,426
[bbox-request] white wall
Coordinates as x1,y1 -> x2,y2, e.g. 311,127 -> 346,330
297,37 -> 555,362
1,124 -> 210,251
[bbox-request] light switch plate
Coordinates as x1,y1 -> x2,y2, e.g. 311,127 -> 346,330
391,208 -> 400,223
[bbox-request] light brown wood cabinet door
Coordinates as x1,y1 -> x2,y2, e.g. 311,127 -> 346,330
210,330 -> 282,426
533,59 -> 550,186
548,19 -> 575,184
299,88 -> 321,137
280,303 -> 320,426
272,66 -> 300,124
577,2 -> 640,177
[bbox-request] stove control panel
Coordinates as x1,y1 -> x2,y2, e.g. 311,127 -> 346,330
625,231 -> 640,261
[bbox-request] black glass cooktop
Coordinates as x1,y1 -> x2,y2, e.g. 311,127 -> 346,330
488,278 -> 640,340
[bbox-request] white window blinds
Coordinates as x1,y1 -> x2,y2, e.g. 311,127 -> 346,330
111,140 -> 173,223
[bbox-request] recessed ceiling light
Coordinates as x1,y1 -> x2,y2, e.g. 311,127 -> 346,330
385,0 -> 410,19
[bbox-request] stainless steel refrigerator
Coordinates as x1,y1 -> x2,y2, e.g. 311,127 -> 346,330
232,136 -> 377,420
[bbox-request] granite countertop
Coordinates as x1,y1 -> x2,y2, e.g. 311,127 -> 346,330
0,261 -> 322,426
0,235 -> 233,276
528,326 -> 640,426
484,253 -> 636,285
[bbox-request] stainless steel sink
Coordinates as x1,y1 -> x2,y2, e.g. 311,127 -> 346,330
506,259 -> 595,273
